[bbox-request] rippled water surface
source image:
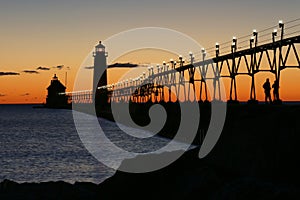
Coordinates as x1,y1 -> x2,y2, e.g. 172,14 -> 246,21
0,104 -> 189,183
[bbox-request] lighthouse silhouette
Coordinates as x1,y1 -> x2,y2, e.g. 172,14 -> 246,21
93,41 -> 108,106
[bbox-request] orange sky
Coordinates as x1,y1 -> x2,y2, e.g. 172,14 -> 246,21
0,46 -> 300,103
1,1 -> 300,104
1,43 -> 300,104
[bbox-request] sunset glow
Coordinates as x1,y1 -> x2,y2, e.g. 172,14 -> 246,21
1,1 -> 300,104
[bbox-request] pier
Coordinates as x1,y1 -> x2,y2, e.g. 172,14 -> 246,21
65,20 -> 300,105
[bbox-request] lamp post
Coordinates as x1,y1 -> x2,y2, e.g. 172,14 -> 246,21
272,29 -> 278,43
201,48 -> 206,61
229,36 -> 238,102
279,20 -> 284,40
148,66 -> 151,77
163,61 -> 169,73
189,52 -> 194,65
143,72 -> 146,80
170,59 -> 175,69
231,42 -> 236,53
250,36 -> 255,49
151,66 -> 154,76
156,64 -> 160,74
252,29 -> 258,47
179,55 -> 184,67
215,43 -> 220,57
231,36 -> 237,53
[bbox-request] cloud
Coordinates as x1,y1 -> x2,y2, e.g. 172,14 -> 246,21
53,65 -> 64,70
51,65 -> 70,70
0,93 -> 6,97
21,93 -> 30,96
108,63 -> 139,68
0,72 -> 20,76
37,66 -> 50,71
23,70 -> 39,74
84,63 -> 141,69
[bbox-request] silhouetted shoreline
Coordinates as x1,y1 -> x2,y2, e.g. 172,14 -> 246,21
1,103 -> 300,199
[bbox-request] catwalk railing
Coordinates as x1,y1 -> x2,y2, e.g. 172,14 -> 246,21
66,19 -> 300,104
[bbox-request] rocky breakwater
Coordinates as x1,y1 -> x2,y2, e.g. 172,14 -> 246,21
98,104 -> 300,199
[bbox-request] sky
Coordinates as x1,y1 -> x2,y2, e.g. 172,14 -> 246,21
0,0 -> 300,103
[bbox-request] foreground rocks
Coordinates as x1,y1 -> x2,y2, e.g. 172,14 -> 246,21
98,147 -> 300,199
0,180 -> 101,199
1,147 -> 299,199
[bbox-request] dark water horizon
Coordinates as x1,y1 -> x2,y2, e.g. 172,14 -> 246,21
1,100 -> 300,106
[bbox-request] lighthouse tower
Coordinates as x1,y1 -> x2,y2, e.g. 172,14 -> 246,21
93,41 -> 108,105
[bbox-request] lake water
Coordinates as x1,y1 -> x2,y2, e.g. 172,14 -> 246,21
0,104 -> 190,184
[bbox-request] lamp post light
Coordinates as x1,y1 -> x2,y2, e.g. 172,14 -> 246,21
157,64 -> 160,74
232,36 -> 237,50
252,29 -> 258,36
215,42 -> 220,57
189,51 -> 194,65
170,59 -> 174,69
252,30 -> 258,47
279,20 -> 284,40
179,55 -> 184,66
163,61 -> 168,72
279,20 -> 284,28
201,48 -> 206,60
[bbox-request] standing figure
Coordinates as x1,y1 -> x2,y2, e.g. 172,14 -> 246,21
263,78 -> 272,104
272,80 -> 280,101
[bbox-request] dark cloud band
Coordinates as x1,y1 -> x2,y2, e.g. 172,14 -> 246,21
23,70 -> 39,74
37,66 -> 50,70
0,72 -> 20,76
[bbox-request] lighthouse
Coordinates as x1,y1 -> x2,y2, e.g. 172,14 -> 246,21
93,41 -> 108,105
46,74 -> 68,108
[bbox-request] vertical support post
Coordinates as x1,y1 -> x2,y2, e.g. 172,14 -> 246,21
214,43 -> 220,101
248,30 -> 258,103
229,37 -> 238,102
277,20 -> 284,101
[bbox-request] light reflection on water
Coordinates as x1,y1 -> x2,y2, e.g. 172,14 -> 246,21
0,104 -> 194,184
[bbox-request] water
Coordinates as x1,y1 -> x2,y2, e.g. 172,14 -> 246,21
0,104 -> 191,184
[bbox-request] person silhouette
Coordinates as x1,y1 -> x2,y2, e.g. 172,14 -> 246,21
263,78 -> 272,104
272,80 -> 279,101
